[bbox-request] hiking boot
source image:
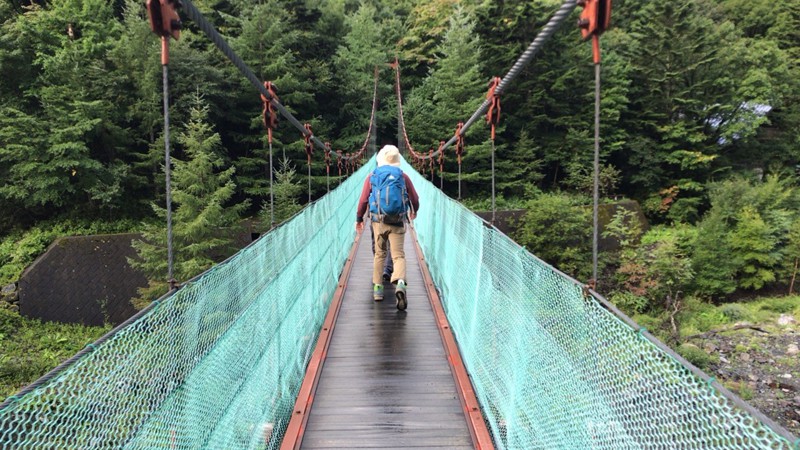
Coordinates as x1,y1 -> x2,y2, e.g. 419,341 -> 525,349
373,284 -> 384,301
395,279 -> 407,310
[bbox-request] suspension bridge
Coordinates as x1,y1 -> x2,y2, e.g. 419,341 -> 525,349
1,0 -> 799,448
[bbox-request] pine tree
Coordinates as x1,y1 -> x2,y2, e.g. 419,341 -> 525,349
131,94 -> 248,290
404,6 -> 489,198
618,0 -> 789,220
259,156 -> 303,229
730,206 -> 780,290
333,2 -> 392,149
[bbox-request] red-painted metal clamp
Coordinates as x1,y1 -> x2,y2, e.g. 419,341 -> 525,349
486,77 -> 501,140
303,123 -> 313,165
146,0 -> 181,40
577,0 -> 612,64
438,141 -> 445,174
324,142 -> 332,176
261,82 -> 279,143
455,122 -> 465,165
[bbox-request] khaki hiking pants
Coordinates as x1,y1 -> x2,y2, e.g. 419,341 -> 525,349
371,221 -> 406,286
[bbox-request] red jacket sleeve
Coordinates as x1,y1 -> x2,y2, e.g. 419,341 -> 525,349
403,174 -> 420,213
356,175 -> 371,222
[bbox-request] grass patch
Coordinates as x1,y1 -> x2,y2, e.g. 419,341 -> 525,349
0,307 -> 110,402
737,383 -> 754,401
677,296 -> 799,338
677,343 -> 719,370
755,295 -> 800,315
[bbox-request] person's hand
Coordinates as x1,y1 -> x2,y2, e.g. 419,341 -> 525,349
356,221 -> 364,233
408,211 -> 416,221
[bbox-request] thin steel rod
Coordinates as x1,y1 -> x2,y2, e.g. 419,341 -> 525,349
162,42 -> 174,287
592,62 -> 600,283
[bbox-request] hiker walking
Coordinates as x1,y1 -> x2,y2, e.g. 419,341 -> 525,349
355,145 -> 420,310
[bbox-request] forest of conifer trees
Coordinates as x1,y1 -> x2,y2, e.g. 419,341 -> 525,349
1,0 -> 800,433
0,0 -> 799,343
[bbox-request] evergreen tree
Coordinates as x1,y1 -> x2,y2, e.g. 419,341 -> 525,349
131,94 -> 248,288
259,156 -> 303,228
404,6 -> 491,198
231,2 -> 308,204
333,2 -> 392,149
397,0 -> 460,80
729,206 -> 780,290
619,0 -> 789,221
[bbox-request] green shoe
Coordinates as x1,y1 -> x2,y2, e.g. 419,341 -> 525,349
373,284 -> 384,301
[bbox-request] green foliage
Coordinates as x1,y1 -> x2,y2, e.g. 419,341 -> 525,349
333,2 -> 393,149
719,303 -> 749,322
607,223 -> 694,313
0,307 -> 110,401
459,195 -> 527,212
676,343 -> 717,370
679,297 -> 732,334
609,291 -> 649,315
131,95 -> 248,286
729,206 -> 780,289
738,384 -> 754,401
404,5 -> 485,149
0,220 -> 138,285
513,192 -> 592,281
757,296 -> 799,314
563,163 -> 622,198
260,156 -> 303,229
692,175 -> 799,298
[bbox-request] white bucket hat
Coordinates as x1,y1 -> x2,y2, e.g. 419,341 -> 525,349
377,145 -> 401,168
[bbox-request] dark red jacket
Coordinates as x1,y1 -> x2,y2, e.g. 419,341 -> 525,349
356,172 -> 420,222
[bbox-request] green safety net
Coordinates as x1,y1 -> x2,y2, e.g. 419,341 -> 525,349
0,160 -> 373,449
1,154 -> 796,449
403,160 -> 798,450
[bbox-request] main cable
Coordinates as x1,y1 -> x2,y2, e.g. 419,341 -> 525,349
181,0 -> 358,161
409,0 -> 579,161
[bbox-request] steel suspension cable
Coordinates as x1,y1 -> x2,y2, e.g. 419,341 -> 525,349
411,0 -> 579,161
356,67 -> 380,161
180,0 -> 358,163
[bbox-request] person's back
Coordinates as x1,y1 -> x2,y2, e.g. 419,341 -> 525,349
355,145 -> 419,310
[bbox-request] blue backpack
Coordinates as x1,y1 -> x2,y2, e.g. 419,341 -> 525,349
369,165 -> 408,224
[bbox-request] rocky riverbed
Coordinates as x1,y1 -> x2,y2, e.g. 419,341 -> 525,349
686,313 -> 800,436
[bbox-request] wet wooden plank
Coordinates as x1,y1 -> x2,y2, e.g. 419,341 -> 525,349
299,229 -> 474,449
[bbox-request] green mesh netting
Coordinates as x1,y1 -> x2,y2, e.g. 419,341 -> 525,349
404,160 -> 798,450
0,161 -> 373,449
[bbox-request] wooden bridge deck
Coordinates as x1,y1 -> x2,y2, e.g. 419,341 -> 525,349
296,226 -> 476,449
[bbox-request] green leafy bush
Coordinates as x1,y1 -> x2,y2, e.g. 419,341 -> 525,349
0,307 -> 110,401
677,343 -> 717,370
719,303 -> 749,322
610,291 -> 649,315
513,192 -> 592,281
